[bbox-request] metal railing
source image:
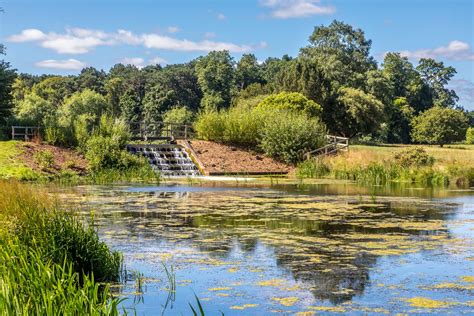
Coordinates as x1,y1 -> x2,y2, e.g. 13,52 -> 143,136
11,126 -> 41,141
129,121 -> 194,141
304,135 -> 349,159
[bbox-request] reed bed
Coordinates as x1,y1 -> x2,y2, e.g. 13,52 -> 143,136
297,146 -> 474,186
0,181 -> 123,314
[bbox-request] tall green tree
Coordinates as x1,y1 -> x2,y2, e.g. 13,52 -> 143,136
336,87 -> 385,137
0,60 -> 16,130
416,58 -> 458,108
32,76 -> 76,106
235,54 -> 264,90
195,50 -> 234,110
76,67 -> 106,94
301,20 -> 376,89
104,77 -> 125,117
142,83 -> 175,126
381,53 -> 432,113
386,97 -> 414,144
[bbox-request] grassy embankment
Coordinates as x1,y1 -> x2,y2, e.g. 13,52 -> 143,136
0,181 -> 123,314
297,144 -> 474,186
0,140 -> 159,183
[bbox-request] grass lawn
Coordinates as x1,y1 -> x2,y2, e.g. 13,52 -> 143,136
349,144 -> 474,167
0,141 -> 37,179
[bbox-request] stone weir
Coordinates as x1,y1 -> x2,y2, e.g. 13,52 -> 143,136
126,144 -> 200,177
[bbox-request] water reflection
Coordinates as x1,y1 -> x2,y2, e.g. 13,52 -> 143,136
52,183 -> 474,314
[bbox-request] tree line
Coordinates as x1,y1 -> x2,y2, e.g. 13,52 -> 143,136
1,20 -> 473,145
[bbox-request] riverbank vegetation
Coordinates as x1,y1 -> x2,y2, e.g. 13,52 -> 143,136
297,145 -> 474,186
0,181 -> 123,314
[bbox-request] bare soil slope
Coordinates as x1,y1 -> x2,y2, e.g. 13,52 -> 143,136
189,140 -> 292,175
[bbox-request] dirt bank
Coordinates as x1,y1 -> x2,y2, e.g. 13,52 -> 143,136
189,140 -> 292,175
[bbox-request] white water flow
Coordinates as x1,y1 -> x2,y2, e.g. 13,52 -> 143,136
126,144 -> 200,177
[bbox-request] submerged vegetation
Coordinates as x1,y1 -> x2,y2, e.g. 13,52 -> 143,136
0,181 -> 123,314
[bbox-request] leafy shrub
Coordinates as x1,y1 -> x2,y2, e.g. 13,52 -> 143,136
162,106 -> 194,125
260,111 -> 326,164
34,150 -> 54,170
223,106 -> 265,146
466,127 -> 474,144
194,110 -> 226,141
44,124 -> 66,145
83,115 -> 146,172
257,92 -> 322,117
393,147 -> 434,168
411,107 -> 469,146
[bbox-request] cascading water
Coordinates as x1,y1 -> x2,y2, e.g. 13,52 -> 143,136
126,144 -> 200,177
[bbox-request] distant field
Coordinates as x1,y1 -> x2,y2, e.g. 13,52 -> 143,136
349,144 -> 474,167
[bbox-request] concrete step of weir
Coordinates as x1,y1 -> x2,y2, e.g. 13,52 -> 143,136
126,144 -> 201,177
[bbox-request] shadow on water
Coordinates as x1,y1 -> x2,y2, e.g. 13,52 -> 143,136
52,182 -> 474,314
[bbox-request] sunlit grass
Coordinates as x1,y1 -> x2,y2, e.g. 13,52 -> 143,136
0,181 -> 123,314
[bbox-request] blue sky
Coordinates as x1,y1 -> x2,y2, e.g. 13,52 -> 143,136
1,0 -> 473,109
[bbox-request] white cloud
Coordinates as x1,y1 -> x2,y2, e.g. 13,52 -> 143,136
8,27 -> 114,54
120,57 -> 145,68
399,41 -> 474,61
7,29 -> 46,42
167,26 -> 180,33
141,34 -> 251,53
8,27 -> 252,54
35,58 -> 86,70
149,56 -> 167,65
260,0 -> 335,19
217,13 -> 226,20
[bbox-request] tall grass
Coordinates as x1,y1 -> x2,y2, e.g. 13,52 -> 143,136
296,149 -> 473,187
0,181 -> 123,314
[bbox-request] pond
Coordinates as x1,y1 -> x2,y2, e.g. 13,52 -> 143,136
52,180 -> 474,315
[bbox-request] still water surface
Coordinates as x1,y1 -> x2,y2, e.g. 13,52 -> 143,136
54,181 -> 474,315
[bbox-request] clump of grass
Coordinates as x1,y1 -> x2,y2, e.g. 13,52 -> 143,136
34,150 -> 55,170
0,181 -> 123,313
87,165 -> 160,184
296,158 -> 330,179
0,239 -> 122,315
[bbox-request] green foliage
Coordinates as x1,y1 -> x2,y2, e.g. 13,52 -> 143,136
0,182 -> 122,314
235,54 -> 264,89
195,51 -> 234,110
162,106 -> 194,125
386,97 -> 414,143
393,147 -> 434,168
260,111 -> 327,164
465,127 -> 474,144
143,84 -> 175,125
84,115 -> 135,171
0,60 -> 16,133
296,158 -> 330,178
411,107 -> 468,146
14,92 -> 55,126
194,110 -> 226,141
34,150 -> 54,170
257,92 -> 322,117
222,106 -> 265,146
336,87 -> 385,137
59,89 -> 107,128
416,58 -> 458,108
32,76 -> 76,106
